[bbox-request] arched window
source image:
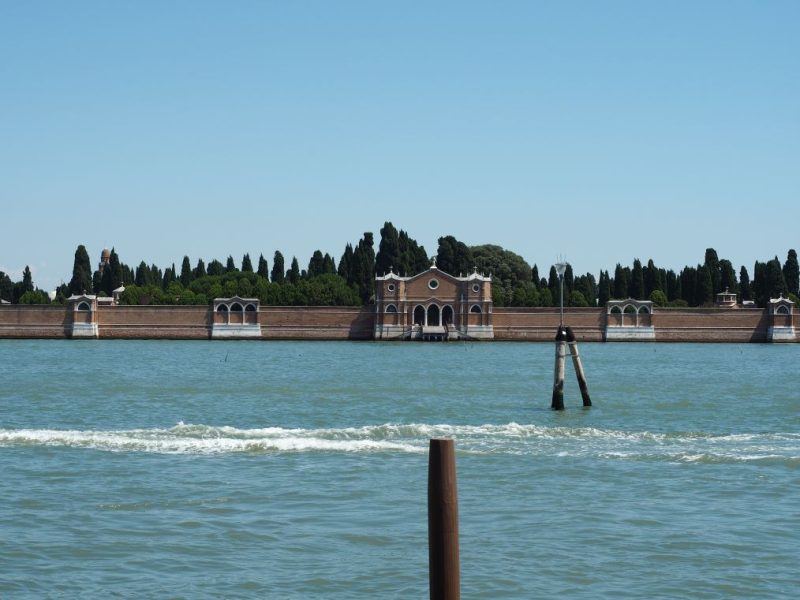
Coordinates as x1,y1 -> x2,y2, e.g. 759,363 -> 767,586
77,301 -> 91,312
386,304 -> 398,313
638,305 -> 650,314
610,306 -> 622,314
427,304 -> 440,326
776,305 -> 790,315
245,304 -> 256,312
624,304 -> 637,314
470,304 -> 482,314
413,305 -> 425,325
216,305 -> 229,313
230,303 -> 243,312
442,305 -> 454,325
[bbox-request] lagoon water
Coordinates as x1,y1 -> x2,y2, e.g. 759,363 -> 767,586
1,339 -> 798,598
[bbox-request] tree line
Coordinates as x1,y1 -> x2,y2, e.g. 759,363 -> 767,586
2,225 -> 798,309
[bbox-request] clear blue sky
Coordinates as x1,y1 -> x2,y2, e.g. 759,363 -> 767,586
1,1 -> 798,290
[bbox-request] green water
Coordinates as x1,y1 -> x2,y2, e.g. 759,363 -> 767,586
1,340 -> 798,598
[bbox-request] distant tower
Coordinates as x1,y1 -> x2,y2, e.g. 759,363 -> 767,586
98,248 -> 111,274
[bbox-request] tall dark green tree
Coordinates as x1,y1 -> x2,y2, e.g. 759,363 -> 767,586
322,253 -> 336,275
351,232 -> 375,302
68,245 -> 93,295
194,258 -> 207,278
783,249 -> 799,295
644,259 -> 660,297
613,263 -> 627,299
180,256 -> 193,286
739,266 -> 752,301
704,248 -> 722,295
375,222 -> 401,276
531,265 -> 540,287
257,254 -> 269,279
0,271 -> 13,302
207,259 -> 224,277
597,270 -> 611,306
307,250 -> 325,277
436,236 -> 473,276
338,244 -> 353,282
630,259 -> 644,299
696,265 -> 713,305
241,253 -> 253,273
764,257 -> 787,302
225,256 -> 237,273
271,251 -> 285,283
288,257 -> 300,284
719,259 -> 738,294
21,266 -> 34,295
397,230 -> 428,276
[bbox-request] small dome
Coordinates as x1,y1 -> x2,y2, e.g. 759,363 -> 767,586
101,249 -> 111,260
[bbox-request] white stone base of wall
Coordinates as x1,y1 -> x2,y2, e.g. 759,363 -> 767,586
768,326 -> 796,342
463,325 -> 494,340
71,323 -> 98,338
374,325 -> 411,340
605,326 -> 656,341
211,325 -> 262,339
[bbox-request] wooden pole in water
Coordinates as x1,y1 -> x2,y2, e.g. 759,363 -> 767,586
566,326 -> 592,407
428,438 -> 460,600
551,326 -> 567,410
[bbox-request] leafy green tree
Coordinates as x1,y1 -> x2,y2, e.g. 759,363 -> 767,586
436,236 -> 473,276
783,249 -> 799,295
649,290 -> 668,306
574,273 -> 596,306
271,251 -> 285,283
162,264 -> 176,289
207,259 -> 224,277
765,257 -> 787,302
241,253 -> 253,273
18,290 -> 49,304
397,230 -> 428,276
322,253 -> 336,275
288,257 -> 300,284
568,290 -> 588,307
257,254 -> 269,279
470,244 -> 531,299
68,244 -> 93,295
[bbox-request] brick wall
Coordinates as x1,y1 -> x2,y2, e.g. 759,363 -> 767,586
0,305 -> 70,338
261,306 -> 374,340
493,308 -> 606,341
97,305 -> 211,339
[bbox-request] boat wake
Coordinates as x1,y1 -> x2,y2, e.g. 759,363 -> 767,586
1,422 -> 798,464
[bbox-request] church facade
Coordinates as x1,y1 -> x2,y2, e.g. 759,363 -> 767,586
373,261 -> 494,340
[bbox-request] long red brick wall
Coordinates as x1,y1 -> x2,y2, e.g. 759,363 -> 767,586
0,304 -> 792,342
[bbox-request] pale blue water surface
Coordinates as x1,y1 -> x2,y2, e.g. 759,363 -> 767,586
1,340 -> 798,598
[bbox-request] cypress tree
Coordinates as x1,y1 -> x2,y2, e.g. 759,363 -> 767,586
630,259 -> 644,299
351,232 -> 375,302
241,253 -> 253,273
308,250 -> 325,277
531,265 -> 540,287
21,266 -> 33,294
194,258 -> 207,279
0,271 -> 12,302
288,257 -> 300,284
739,266 -> 752,301
783,249 -> 799,295
598,270 -> 610,306
644,259 -> 659,297
207,260 -> 224,276
697,265 -> 713,306
257,254 -> 269,279
180,256 -> 193,286
271,251 -> 285,283
766,257 -> 787,300
704,248 -> 722,295
397,230 -> 429,275
719,259 -> 738,294
564,264 -> 574,296
68,245 -> 93,295
338,244 -> 353,282
548,266 -> 558,299
108,248 -> 123,290
375,222 -> 401,276
613,263 -> 627,299
225,256 -> 237,273
436,236 -> 473,276
322,253 -> 336,275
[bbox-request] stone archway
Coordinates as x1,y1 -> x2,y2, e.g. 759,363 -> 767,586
413,305 -> 425,326
427,304 -> 440,326
442,305 -> 454,326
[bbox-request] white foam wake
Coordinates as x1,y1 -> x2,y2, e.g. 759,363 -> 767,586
1,422 -> 797,462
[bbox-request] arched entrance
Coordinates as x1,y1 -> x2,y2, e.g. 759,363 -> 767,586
442,305 -> 453,326
413,305 -> 425,326
427,304 -> 440,326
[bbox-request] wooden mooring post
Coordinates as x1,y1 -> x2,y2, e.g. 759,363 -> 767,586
551,326 -> 592,409
566,326 -> 592,407
428,438 -> 460,600
551,326 -> 567,410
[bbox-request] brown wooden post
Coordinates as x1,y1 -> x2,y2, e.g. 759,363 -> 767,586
566,326 -> 592,407
551,326 -> 567,410
428,438 -> 460,600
